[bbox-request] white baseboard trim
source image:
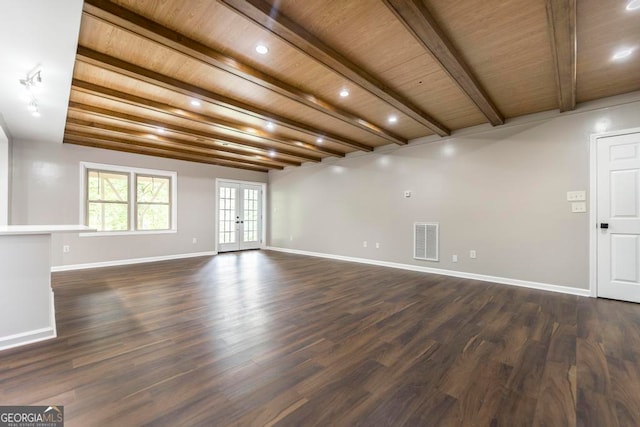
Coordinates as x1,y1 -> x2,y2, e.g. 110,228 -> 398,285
265,247 -> 592,298
0,327 -> 56,351
51,251 -> 218,272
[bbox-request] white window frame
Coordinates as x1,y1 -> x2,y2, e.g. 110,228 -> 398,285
79,162 -> 178,236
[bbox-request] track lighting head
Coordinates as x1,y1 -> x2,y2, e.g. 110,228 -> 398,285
19,69 -> 42,90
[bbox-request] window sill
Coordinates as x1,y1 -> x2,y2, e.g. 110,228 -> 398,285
79,230 -> 178,237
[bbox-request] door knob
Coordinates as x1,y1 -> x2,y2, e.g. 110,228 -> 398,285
600,223 -> 609,229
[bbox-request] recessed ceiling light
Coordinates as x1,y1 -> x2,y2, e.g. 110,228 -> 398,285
255,44 -> 269,55
265,122 -> 275,131
627,0 -> 640,11
612,47 -> 634,60
316,137 -> 324,144
339,89 -> 349,97
190,99 -> 201,107
157,128 -> 165,134
388,115 -> 398,123
268,150 -> 276,157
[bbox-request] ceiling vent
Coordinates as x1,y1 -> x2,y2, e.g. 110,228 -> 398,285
414,222 -> 439,261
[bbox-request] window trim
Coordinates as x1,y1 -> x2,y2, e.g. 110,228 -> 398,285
79,162 -> 177,236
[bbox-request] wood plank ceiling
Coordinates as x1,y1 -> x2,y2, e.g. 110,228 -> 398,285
65,0 -> 640,172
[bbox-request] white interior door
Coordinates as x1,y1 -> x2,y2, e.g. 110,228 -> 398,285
597,131 -> 640,302
218,181 -> 263,252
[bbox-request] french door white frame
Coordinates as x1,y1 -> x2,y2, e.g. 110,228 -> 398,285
589,126 -> 640,298
215,178 -> 267,253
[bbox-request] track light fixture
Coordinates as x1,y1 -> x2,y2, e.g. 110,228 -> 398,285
19,67 -> 43,117
19,69 -> 42,91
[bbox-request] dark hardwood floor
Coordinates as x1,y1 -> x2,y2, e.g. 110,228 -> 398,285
1,250 -> 640,426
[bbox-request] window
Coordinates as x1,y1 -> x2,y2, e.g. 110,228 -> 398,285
81,162 -> 177,234
87,170 -> 129,231
136,175 -> 171,230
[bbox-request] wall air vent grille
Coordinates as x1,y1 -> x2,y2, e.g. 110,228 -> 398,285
414,222 -> 439,261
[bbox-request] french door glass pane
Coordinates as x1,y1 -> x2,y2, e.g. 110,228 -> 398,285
219,187 -> 236,244
243,188 -> 259,242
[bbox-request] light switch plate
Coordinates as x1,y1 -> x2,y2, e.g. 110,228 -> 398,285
571,202 -> 587,213
567,190 -> 586,201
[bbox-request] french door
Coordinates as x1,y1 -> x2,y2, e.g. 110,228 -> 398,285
218,181 -> 263,252
596,131 -> 640,302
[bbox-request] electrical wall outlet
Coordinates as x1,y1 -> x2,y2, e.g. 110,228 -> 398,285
375,242 -> 380,249
452,254 -> 458,263
192,237 -> 197,244
63,245 -> 70,253
470,250 -> 477,259
404,190 -> 412,198
363,241 -> 368,248
571,202 -> 587,213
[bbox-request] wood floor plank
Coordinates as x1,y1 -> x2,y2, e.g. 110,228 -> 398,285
577,338 -> 612,395
577,389 -> 620,427
506,339 -> 550,398
532,361 -> 577,426
1,250 -> 640,425
609,358 -> 640,426
493,389 -> 538,427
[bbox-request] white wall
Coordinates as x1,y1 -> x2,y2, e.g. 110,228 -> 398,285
11,139 -> 267,267
0,120 -> 10,225
268,93 -> 640,291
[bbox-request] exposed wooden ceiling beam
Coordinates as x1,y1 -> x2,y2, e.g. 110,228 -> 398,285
76,46 -> 373,152
67,100 -> 323,163
65,128 -> 283,169
66,117 -> 300,167
82,0 -> 406,146
64,133 -> 271,172
216,0 -> 450,137
383,0 -> 504,126
545,0 -> 577,112
71,79 -> 340,159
